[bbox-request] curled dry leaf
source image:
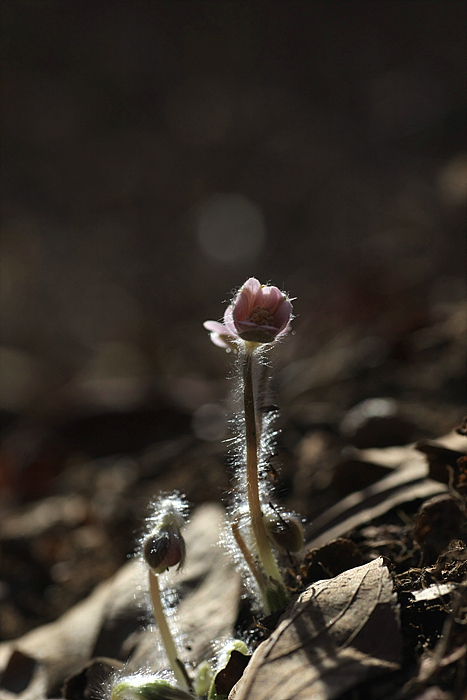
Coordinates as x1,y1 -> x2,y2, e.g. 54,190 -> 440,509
231,558 -> 401,700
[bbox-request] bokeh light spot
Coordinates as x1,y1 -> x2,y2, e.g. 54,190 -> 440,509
196,193 -> 266,263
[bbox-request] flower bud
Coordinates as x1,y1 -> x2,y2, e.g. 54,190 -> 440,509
143,526 -> 185,574
264,510 -> 304,554
142,494 -> 188,574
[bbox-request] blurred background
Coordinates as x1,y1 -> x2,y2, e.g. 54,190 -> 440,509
0,0 -> 465,638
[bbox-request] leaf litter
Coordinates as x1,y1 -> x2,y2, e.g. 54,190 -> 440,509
1,426 -> 466,699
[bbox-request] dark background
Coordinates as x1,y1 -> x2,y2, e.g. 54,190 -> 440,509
2,0 -> 465,409
0,0 -> 466,644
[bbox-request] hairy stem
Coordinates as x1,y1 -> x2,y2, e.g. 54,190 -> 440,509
242,345 -> 286,612
148,571 -> 192,692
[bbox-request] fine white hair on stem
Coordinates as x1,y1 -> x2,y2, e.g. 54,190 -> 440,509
229,347 -> 281,516
218,341 -> 291,614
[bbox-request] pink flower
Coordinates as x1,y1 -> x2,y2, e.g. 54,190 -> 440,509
204,278 -> 293,347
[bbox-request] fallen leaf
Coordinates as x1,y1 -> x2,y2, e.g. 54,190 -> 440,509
307,431 -> 465,551
306,447 -> 447,549
231,558 -> 401,700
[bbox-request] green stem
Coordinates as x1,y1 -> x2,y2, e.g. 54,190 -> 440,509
242,345 -> 286,612
148,571 -> 192,692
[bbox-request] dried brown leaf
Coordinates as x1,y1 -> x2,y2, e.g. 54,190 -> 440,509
232,558 -> 401,700
307,447 -> 447,549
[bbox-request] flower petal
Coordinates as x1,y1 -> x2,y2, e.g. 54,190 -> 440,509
241,277 -> 262,296
232,290 -> 251,325
273,298 -> 293,332
256,285 -> 283,312
210,332 -> 232,348
223,305 -> 238,335
203,320 -> 229,335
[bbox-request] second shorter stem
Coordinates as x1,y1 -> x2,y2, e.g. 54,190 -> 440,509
231,515 -> 268,607
148,571 -> 191,692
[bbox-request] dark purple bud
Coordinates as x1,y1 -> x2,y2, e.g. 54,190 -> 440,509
143,527 -> 185,574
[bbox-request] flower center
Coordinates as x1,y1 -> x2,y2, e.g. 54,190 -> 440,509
247,305 -> 275,326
